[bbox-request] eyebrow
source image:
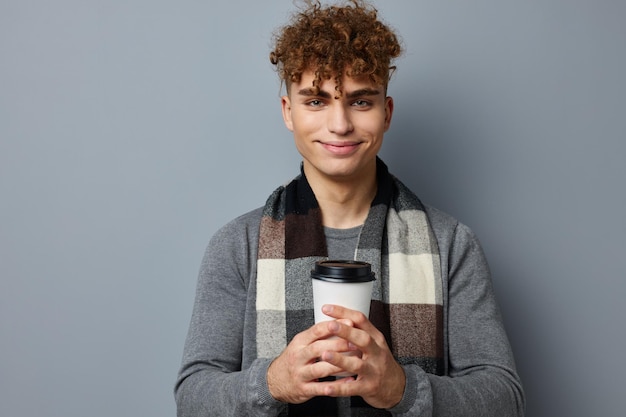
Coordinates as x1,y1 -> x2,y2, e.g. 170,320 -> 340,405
346,88 -> 381,99
297,88 -> 332,99
296,87 -> 381,99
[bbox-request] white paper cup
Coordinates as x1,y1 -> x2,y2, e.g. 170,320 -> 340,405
311,260 -> 375,321
311,260 -> 375,376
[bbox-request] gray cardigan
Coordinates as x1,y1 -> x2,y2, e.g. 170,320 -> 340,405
175,205 -> 525,416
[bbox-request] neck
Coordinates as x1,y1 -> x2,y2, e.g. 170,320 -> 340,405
303,164 -> 377,229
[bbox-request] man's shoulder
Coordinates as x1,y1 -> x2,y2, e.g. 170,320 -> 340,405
423,204 -> 459,233
422,204 -> 483,256
215,206 -> 264,237
213,207 -> 263,241
231,206 -> 265,225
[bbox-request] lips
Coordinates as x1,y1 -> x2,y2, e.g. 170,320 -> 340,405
320,141 -> 362,156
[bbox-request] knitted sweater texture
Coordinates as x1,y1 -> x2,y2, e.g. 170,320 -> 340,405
175,204 -> 525,416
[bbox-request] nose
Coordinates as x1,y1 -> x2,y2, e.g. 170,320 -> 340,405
327,104 -> 354,136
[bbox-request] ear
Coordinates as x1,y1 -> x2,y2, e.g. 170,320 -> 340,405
281,95 -> 294,131
384,96 -> 394,132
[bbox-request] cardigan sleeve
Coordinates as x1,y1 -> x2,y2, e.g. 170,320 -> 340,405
174,211 -> 286,417
389,213 -> 525,417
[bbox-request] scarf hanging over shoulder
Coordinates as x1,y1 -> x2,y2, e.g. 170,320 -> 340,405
256,158 -> 444,415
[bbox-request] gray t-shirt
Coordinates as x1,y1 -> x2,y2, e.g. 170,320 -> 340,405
324,225 -> 363,260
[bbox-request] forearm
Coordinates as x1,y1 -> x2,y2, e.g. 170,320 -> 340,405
175,358 -> 285,417
175,210 -> 283,416
388,364 -> 524,417
428,365 -> 525,417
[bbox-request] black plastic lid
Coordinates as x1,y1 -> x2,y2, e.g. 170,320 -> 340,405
311,260 -> 375,283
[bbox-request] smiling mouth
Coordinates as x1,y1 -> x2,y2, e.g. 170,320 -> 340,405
320,141 -> 362,155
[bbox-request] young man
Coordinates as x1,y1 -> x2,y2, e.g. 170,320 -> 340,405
175,1 -> 525,416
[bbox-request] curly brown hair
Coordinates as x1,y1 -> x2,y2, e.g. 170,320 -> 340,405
269,0 -> 402,97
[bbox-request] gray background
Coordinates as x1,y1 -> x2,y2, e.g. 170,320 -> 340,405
1,1 -> 624,416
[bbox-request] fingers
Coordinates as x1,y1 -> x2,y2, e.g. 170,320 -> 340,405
321,304 -> 387,348
295,318 -> 351,346
321,304 -> 373,333
268,312 -> 399,405
267,335 -> 352,403
318,345 -> 406,409
269,315 -> 405,408
320,349 -> 363,374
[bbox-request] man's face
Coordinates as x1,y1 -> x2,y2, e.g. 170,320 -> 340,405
281,70 -> 393,184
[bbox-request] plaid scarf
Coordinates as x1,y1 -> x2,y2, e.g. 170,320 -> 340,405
256,159 -> 444,416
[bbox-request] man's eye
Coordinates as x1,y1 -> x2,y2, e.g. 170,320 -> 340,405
307,99 -> 324,107
353,99 -> 371,107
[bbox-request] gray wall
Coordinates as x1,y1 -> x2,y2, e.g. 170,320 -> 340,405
1,1 -> 624,416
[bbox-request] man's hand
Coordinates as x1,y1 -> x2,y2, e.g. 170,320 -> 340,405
317,304 -> 406,409
266,318 -> 355,404
266,305 -> 406,409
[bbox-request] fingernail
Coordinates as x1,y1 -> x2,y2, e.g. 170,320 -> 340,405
322,304 -> 333,314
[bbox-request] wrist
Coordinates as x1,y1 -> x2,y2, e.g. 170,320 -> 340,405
266,358 -> 284,402
384,362 -> 407,409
